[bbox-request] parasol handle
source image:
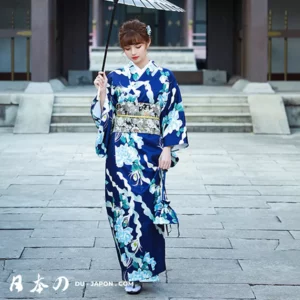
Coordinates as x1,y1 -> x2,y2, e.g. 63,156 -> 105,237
101,0 -> 119,72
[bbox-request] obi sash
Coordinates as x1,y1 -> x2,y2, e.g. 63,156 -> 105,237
112,102 -> 161,135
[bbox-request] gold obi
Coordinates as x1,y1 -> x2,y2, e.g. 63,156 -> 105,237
112,101 -> 161,135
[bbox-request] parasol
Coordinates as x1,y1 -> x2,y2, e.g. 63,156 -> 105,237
101,0 -> 185,72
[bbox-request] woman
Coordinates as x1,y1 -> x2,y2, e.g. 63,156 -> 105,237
91,19 -> 189,295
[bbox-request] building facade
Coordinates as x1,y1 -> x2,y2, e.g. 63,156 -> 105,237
0,0 -> 299,83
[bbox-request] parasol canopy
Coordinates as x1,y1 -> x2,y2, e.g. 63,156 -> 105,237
101,0 -> 185,71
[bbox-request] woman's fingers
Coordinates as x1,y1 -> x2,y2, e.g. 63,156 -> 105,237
159,158 -> 171,170
98,71 -> 107,79
98,72 -> 107,82
94,72 -> 107,92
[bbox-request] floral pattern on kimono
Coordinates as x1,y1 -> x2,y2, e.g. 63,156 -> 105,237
90,60 -> 189,282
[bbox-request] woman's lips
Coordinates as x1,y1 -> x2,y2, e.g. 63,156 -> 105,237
132,56 -> 139,60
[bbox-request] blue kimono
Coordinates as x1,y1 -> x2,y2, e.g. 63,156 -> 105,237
90,60 -> 189,283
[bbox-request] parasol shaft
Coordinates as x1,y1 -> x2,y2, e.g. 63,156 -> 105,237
101,0 -> 119,72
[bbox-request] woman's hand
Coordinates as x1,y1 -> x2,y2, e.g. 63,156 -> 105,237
159,147 -> 172,170
94,71 -> 108,99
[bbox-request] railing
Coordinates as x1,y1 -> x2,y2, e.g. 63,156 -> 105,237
268,9 -> 300,81
0,10 -> 31,81
192,33 -> 206,60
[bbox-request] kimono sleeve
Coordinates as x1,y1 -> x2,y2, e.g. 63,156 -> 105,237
160,73 -> 189,152
90,73 -> 115,158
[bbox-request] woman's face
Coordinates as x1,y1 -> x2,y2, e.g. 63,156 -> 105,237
123,42 -> 150,66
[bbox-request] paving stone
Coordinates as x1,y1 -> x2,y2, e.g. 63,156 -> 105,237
275,240 -> 300,250
1,237 -> 94,248
0,230 -> 32,238
251,285 -> 300,300
41,211 -> 105,221
165,248 -> 300,261
205,186 -> 261,195
176,207 -> 216,214
178,215 -> 278,225
191,155 -> 235,163
0,221 -> 99,230
31,228 -> 112,238
0,196 -> 50,207
85,282 -> 254,298
19,167 -> 66,176
197,169 -> 246,177
239,259 -> 300,272
164,195 -> 211,207
215,207 -> 299,219
0,271 -> 11,282
167,269 -> 300,285
254,186 -> 300,196
57,180 -> 105,190
212,195 -> 300,203
226,145 -> 299,154
174,228 -> 292,240
167,188 -> 208,195
165,237 -> 231,249
5,258 -> 91,271
211,198 -> 270,208
0,207 -> 102,215
222,221 -> 300,230
40,145 -> 79,153
52,189 -> 104,202
0,214 -> 42,221
10,176 -> 63,185
165,218 -> 223,229
268,202 -> 300,211
1,185 -> 57,196
0,247 -> 23,259
94,237 -> 117,248
202,177 -> 251,185
165,258 -> 241,271
243,171 -> 297,180
229,238 -> 279,250
0,184 -> 9,189
20,248 -> 127,259
64,170 -> 106,178
290,231 -> 300,239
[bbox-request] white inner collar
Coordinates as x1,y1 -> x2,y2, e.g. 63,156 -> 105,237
133,60 -> 152,76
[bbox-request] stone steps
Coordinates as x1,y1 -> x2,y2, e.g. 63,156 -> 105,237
51,112 -> 252,124
50,122 -> 253,133
50,94 -> 253,133
53,103 -> 250,114
54,94 -> 249,104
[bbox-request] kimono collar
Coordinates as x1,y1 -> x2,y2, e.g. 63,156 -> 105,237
127,59 -> 159,81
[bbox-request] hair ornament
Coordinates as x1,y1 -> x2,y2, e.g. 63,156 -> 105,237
146,25 -> 152,36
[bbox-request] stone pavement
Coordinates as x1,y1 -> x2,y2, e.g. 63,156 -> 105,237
0,131 -> 300,299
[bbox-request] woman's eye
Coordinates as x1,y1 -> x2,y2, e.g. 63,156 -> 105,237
136,45 -> 141,49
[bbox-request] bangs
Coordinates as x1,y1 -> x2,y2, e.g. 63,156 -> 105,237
120,31 -> 144,48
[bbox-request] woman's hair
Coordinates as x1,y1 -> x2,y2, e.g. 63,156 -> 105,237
119,19 -> 150,49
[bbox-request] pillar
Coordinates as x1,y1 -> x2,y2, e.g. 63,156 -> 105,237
31,0 -> 57,82
93,0 -> 104,46
183,0 -> 194,47
242,0 -> 268,82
